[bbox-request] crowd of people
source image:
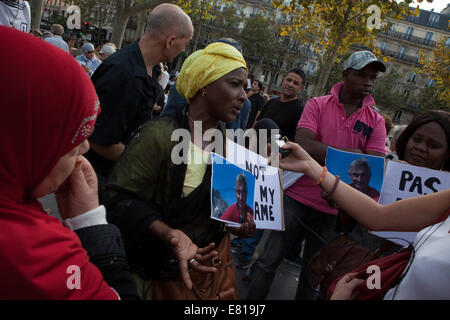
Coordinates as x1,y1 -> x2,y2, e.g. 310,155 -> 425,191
0,1 -> 449,301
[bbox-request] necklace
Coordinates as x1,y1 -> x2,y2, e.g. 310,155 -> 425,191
7,0 -> 22,28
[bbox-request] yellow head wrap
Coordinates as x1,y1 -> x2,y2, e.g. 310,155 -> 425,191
176,42 -> 248,103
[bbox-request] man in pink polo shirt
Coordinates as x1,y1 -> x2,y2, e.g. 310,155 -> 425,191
246,51 -> 387,300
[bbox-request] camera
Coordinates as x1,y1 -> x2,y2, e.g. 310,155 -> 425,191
273,134 -> 290,158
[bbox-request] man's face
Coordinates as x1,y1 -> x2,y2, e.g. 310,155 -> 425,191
281,72 -> 304,99
85,50 -> 95,60
349,167 -> 370,193
235,182 -> 247,208
251,80 -> 260,92
343,64 -> 378,99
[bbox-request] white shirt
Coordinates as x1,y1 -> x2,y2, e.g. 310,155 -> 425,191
0,0 -> 30,33
384,216 -> 450,300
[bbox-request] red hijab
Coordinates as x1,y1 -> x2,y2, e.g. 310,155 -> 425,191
0,27 -> 116,299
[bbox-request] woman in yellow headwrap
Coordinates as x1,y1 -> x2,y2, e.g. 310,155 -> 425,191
102,42 -> 255,300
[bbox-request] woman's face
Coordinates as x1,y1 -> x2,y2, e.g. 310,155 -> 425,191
31,140 -> 90,198
205,68 -> 248,123
405,121 -> 448,170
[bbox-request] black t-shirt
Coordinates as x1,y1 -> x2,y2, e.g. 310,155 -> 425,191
257,97 -> 304,142
86,40 -> 159,178
245,92 -> 265,129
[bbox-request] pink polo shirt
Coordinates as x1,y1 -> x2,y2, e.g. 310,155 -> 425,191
285,82 -> 386,215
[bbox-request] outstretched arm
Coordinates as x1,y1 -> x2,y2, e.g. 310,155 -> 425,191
279,142 -> 450,232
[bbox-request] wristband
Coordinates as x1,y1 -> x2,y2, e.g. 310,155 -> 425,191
321,175 -> 340,202
315,166 -> 328,185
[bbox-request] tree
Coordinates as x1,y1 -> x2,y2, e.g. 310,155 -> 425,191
240,14 -> 278,77
79,0 -> 116,44
175,0 -> 228,52
416,37 -> 450,104
272,0 -> 419,98
29,0 -> 44,32
206,5 -> 244,42
417,85 -> 450,112
110,0 -> 167,48
372,67 -> 405,112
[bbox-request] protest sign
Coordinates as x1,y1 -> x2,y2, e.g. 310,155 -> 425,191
224,139 -> 284,230
210,153 -> 255,227
372,161 -> 450,245
325,147 -> 385,201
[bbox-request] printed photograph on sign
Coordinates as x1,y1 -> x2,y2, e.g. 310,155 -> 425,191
325,147 -> 385,201
211,153 -> 255,226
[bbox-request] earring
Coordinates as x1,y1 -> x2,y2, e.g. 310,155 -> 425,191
202,90 -> 206,97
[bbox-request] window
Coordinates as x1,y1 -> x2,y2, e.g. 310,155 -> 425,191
404,27 -> 414,41
403,89 -> 411,98
393,110 -> 402,122
307,62 -> 315,75
407,72 -> 416,83
398,46 -> 406,59
273,73 -> 279,84
424,32 -> 433,45
426,79 -> 434,87
445,37 -> 450,48
381,41 -> 389,50
387,23 -> 395,35
428,13 -> 439,27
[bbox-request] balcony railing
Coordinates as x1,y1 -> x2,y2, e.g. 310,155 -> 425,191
383,30 -> 436,48
380,48 -> 420,65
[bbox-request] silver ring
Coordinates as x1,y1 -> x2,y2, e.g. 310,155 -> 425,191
189,258 -> 196,265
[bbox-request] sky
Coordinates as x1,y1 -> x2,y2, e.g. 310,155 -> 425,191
411,0 -> 449,12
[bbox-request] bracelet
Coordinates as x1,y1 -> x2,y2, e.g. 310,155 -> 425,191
315,166 -> 328,185
321,175 -> 340,202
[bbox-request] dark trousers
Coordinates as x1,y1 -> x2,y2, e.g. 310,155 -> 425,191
246,195 -> 339,300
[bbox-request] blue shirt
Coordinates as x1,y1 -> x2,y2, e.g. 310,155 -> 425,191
44,35 -> 69,53
75,53 -> 102,76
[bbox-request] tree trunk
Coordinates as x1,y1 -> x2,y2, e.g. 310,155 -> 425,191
312,3 -> 353,98
30,0 -> 44,32
135,10 -> 148,39
267,68 -> 275,93
111,10 -> 129,49
192,0 -> 206,52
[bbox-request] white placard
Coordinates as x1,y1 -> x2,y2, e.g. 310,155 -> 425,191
372,161 -> 450,245
225,139 -> 284,230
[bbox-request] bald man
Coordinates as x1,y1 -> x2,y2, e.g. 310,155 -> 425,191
86,4 -> 193,197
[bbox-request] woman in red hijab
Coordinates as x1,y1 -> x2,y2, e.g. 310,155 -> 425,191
0,27 -> 137,299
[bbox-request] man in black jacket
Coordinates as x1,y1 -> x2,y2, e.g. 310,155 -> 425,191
86,4 -> 193,191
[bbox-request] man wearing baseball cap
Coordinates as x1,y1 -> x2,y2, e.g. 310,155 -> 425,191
247,50 -> 389,301
75,42 -> 102,76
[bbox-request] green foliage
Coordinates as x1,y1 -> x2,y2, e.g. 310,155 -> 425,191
417,85 -> 450,112
372,67 -> 405,112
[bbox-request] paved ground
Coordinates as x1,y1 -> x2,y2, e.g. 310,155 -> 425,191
231,231 -> 301,300
39,194 -> 302,300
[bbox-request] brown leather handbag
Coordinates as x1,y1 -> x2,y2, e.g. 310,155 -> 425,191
307,234 -> 389,290
152,232 -> 238,300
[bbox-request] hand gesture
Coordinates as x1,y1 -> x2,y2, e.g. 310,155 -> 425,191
167,229 -> 218,290
227,212 -> 256,238
55,155 -> 99,219
329,273 -> 365,300
278,142 -> 314,173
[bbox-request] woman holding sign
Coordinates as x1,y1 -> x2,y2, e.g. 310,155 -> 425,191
278,111 -> 449,299
103,42 -> 255,299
